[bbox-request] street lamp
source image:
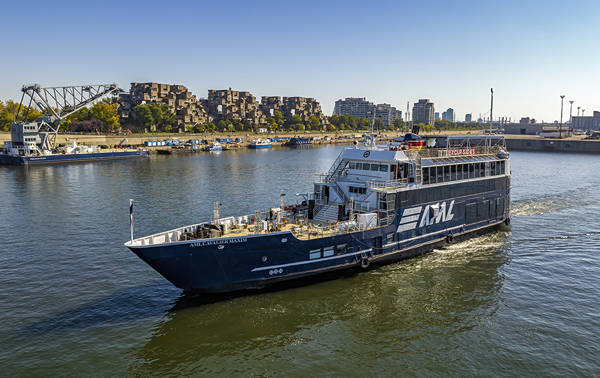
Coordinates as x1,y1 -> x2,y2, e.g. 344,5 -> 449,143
559,95 -> 565,138
577,106 -> 581,117
569,100 -> 574,133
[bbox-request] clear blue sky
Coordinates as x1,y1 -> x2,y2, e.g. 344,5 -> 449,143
1,0 -> 598,122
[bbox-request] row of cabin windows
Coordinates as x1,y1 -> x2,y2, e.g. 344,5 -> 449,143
422,161 -> 506,185
309,244 -> 347,259
348,161 -> 391,172
349,186 -> 367,195
393,177 -> 508,208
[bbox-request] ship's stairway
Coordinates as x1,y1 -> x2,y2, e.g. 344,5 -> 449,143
325,152 -> 347,182
313,204 -> 339,223
414,155 -> 422,183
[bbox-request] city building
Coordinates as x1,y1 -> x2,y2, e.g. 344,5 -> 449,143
434,112 -> 440,120
465,113 -> 472,122
519,117 -> 536,124
261,96 -> 328,125
412,99 -> 434,125
441,108 -> 455,122
118,83 -> 328,130
207,88 -> 266,125
333,97 -> 401,126
572,111 -> 600,131
374,103 -> 402,127
119,82 -> 208,130
333,97 -> 375,119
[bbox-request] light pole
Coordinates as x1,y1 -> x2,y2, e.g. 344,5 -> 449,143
577,106 -> 581,117
559,95 -> 565,138
569,100 -> 574,133
582,109 -> 586,117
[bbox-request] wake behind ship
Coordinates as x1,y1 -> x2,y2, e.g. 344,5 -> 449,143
126,134 -> 510,293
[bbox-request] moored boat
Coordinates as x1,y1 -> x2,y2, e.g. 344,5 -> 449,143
202,142 -> 224,152
284,137 -> 311,146
249,139 -> 272,149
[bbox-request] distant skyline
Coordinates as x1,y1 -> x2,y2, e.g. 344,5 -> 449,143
1,0 -> 599,122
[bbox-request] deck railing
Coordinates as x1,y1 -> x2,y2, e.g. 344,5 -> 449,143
366,178 -> 408,191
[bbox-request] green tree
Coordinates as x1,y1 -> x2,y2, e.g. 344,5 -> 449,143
89,102 -> 120,132
393,118 -> 406,131
133,103 -> 175,132
134,104 -> 155,130
308,115 -> 320,131
273,110 -> 284,128
0,100 -> 44,131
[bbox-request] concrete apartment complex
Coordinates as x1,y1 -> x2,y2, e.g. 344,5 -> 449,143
412,99 -> 435,125
118,83 -> 328,130
333,97 -> 375,119
442,108 -> 455,122
375,104 -> 402,127
333,97 -> 402,126
119,83 -> 209,130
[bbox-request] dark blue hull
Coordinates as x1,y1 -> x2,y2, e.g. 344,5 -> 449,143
128,185 -> 510,293
284,138 -> 311,146
0,150 -> 149,166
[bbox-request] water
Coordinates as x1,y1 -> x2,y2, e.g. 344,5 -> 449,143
1,147 -> 599,376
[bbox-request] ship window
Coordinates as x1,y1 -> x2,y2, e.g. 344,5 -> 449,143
309,249 -> 321,259
423,168 -> 430,184
451,165 -> 457,181
379,164 -> 388,172
336,244 -> 347,255
390,165 -> 395,172
370,164 -> 379,171
430,168 -> 436,184
469,164 -> 475,178
457,164 -> 463,180
386,233 -> 394,244
323,246 -> 334,257
437,166 -> 444,183
349,186 -> 367,195
491,161 -> 496,175
444,165 -> 450,181
349,162 -> 357,170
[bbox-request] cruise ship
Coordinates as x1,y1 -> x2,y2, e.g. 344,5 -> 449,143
125,134 -> 510,293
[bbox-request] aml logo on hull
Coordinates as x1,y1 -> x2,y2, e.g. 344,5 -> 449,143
396,200 -> 455,233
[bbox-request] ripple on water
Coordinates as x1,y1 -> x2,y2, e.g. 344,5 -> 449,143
1,150 -> 600,376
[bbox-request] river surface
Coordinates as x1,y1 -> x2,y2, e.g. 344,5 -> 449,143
1,146 -> 599,376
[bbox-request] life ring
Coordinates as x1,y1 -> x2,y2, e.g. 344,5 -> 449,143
446,233 -> 454,244
360,256 -> 370,269
504,217 -> 511,226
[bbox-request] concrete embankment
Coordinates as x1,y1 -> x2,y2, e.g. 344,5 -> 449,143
505,137 -> 600,154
